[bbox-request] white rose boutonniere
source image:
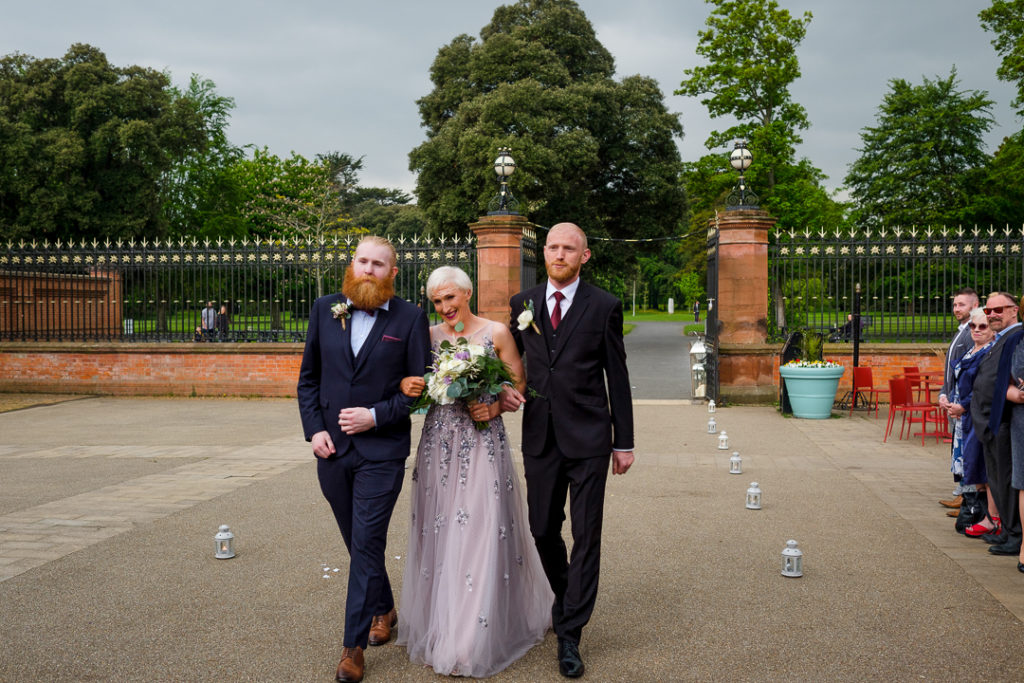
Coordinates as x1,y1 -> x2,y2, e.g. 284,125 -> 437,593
517,299 -> 540,334
331,301 -> 351,330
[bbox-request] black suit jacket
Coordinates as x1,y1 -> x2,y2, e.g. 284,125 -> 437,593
510,280 -> 634,458
970,326 -> 1020,443
942,324 -> 973,399
297,294 -> 430,461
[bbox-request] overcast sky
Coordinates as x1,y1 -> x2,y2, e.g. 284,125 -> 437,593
2,0 -> 1018,201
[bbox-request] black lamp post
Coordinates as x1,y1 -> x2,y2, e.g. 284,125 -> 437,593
487,147 -> 520,215
725,139 -> 759,210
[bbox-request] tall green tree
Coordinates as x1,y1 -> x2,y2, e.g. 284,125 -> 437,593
0,44 -> 210,242
979,0 -> 1024,118
410,0 -> 688,292
676,0 -> 812,192
843,69 -> 994,228
161,75 -> 246,238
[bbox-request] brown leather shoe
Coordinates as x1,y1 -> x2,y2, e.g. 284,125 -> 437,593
336,646 -> 364,682
946,509 -> 958,517
939,495 -> 962,508
368,608 -> 397,646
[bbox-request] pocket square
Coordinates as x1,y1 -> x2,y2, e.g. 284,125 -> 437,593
382,334 -> 402,342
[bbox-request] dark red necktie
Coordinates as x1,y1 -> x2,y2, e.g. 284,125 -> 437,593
551,291 -> 565,330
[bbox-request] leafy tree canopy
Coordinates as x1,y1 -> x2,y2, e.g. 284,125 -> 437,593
979,0 -> 1024,118
410,0 -> 688,288
843,68 -> 994,228
676,0 -> 812,190
0,44 -> 211,242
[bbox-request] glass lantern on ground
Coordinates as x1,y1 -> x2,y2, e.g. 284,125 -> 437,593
707,416 -> 717,434
745,482 -> 762,510
729,451 -> 742,474
690,336 -> 707,399
717,431 -> 728,450
781,540 -> 804,577
215,524 -> 235,559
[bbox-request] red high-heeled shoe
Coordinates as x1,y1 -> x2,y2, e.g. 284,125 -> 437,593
965,515 -> 1001,538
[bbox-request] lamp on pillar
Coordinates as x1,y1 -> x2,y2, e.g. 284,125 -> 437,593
487,147 -> 520,215
725,139 -> 759,210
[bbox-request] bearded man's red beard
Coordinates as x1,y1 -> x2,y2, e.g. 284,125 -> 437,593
342,265 -> 395,311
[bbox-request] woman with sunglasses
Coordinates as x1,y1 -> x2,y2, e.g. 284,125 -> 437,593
947,307 -> 999,535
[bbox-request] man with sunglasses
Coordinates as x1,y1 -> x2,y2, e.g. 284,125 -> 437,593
969,292 -> 1023,557
938,288 -> 980,508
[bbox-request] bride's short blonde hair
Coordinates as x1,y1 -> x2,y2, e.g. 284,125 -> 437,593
426,266 -> 473,298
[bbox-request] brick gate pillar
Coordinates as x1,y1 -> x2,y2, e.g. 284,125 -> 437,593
469,213 -> 530,323
714,209 -> 778,403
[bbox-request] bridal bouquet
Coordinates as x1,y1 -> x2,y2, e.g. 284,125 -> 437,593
411,336 -> 513,429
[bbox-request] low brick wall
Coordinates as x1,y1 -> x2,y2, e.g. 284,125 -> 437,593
719,342 -> 948,405
0,343 -> 304,397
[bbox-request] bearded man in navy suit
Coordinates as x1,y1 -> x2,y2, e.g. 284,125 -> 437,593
298,235 -> 430,683
504,222 -> 635,679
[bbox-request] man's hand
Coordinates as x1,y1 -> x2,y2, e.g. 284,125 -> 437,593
400,376 -> 425,398
948,403 -> 965,418
498,385 -> 525,413
612,450 -> 634,475
311,430 -> 335,459
339,407 -> 375,435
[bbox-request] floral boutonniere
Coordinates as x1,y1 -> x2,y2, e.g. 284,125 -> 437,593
517,299 -> 540,334
331,301 -> 351,330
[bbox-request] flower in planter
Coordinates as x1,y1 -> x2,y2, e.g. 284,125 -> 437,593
783,359 -> 843,368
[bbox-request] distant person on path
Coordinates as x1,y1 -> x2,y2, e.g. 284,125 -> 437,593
968,292 -> 1023,560
693,298 -> 700,323
215,304 -> 230,341
297,235 -> 431,683
200,301 -> 216,341
938,287 -> 980,509
502,222 -> 635,679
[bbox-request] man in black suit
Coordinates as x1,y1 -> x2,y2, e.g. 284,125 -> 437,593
937,287 -> 978,508
505,222 -> 634,678
969,291 -> 1023,557
298,236 -> 430,683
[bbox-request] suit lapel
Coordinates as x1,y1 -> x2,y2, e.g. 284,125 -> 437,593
550,281 -> 590,364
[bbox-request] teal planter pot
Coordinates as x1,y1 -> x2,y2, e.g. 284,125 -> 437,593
780,365 -> 845,419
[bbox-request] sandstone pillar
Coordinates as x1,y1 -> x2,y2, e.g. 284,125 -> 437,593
469,213 -> 530,323
713,209 -> 777,403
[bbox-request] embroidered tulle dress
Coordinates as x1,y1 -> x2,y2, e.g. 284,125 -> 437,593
397,324 -> 553,677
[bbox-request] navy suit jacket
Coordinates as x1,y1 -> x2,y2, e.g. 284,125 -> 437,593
297,294 -> 430,461
510,280 -> 634,458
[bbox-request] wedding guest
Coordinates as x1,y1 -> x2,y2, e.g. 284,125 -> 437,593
1002,324 -> 1024,573
938,287 -> 979,509
946,307 -> 996,535
504,222 -> 635,678
969,292 -> 1023,557
297,235 -> 431,682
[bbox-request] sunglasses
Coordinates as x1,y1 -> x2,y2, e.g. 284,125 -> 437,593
968,322 -> 989,330
983,305 -> 1018,315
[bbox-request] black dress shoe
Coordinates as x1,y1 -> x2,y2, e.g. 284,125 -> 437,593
1018,562 -> 1024,573
557,638 -> 584,678
982,532 -> 1008,545
988,541 -> 1022,556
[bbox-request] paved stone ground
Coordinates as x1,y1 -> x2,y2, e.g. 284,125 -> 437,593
1,395 -> 1023,682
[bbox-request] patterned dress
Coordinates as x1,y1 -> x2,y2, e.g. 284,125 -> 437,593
397,324 -> 553,677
